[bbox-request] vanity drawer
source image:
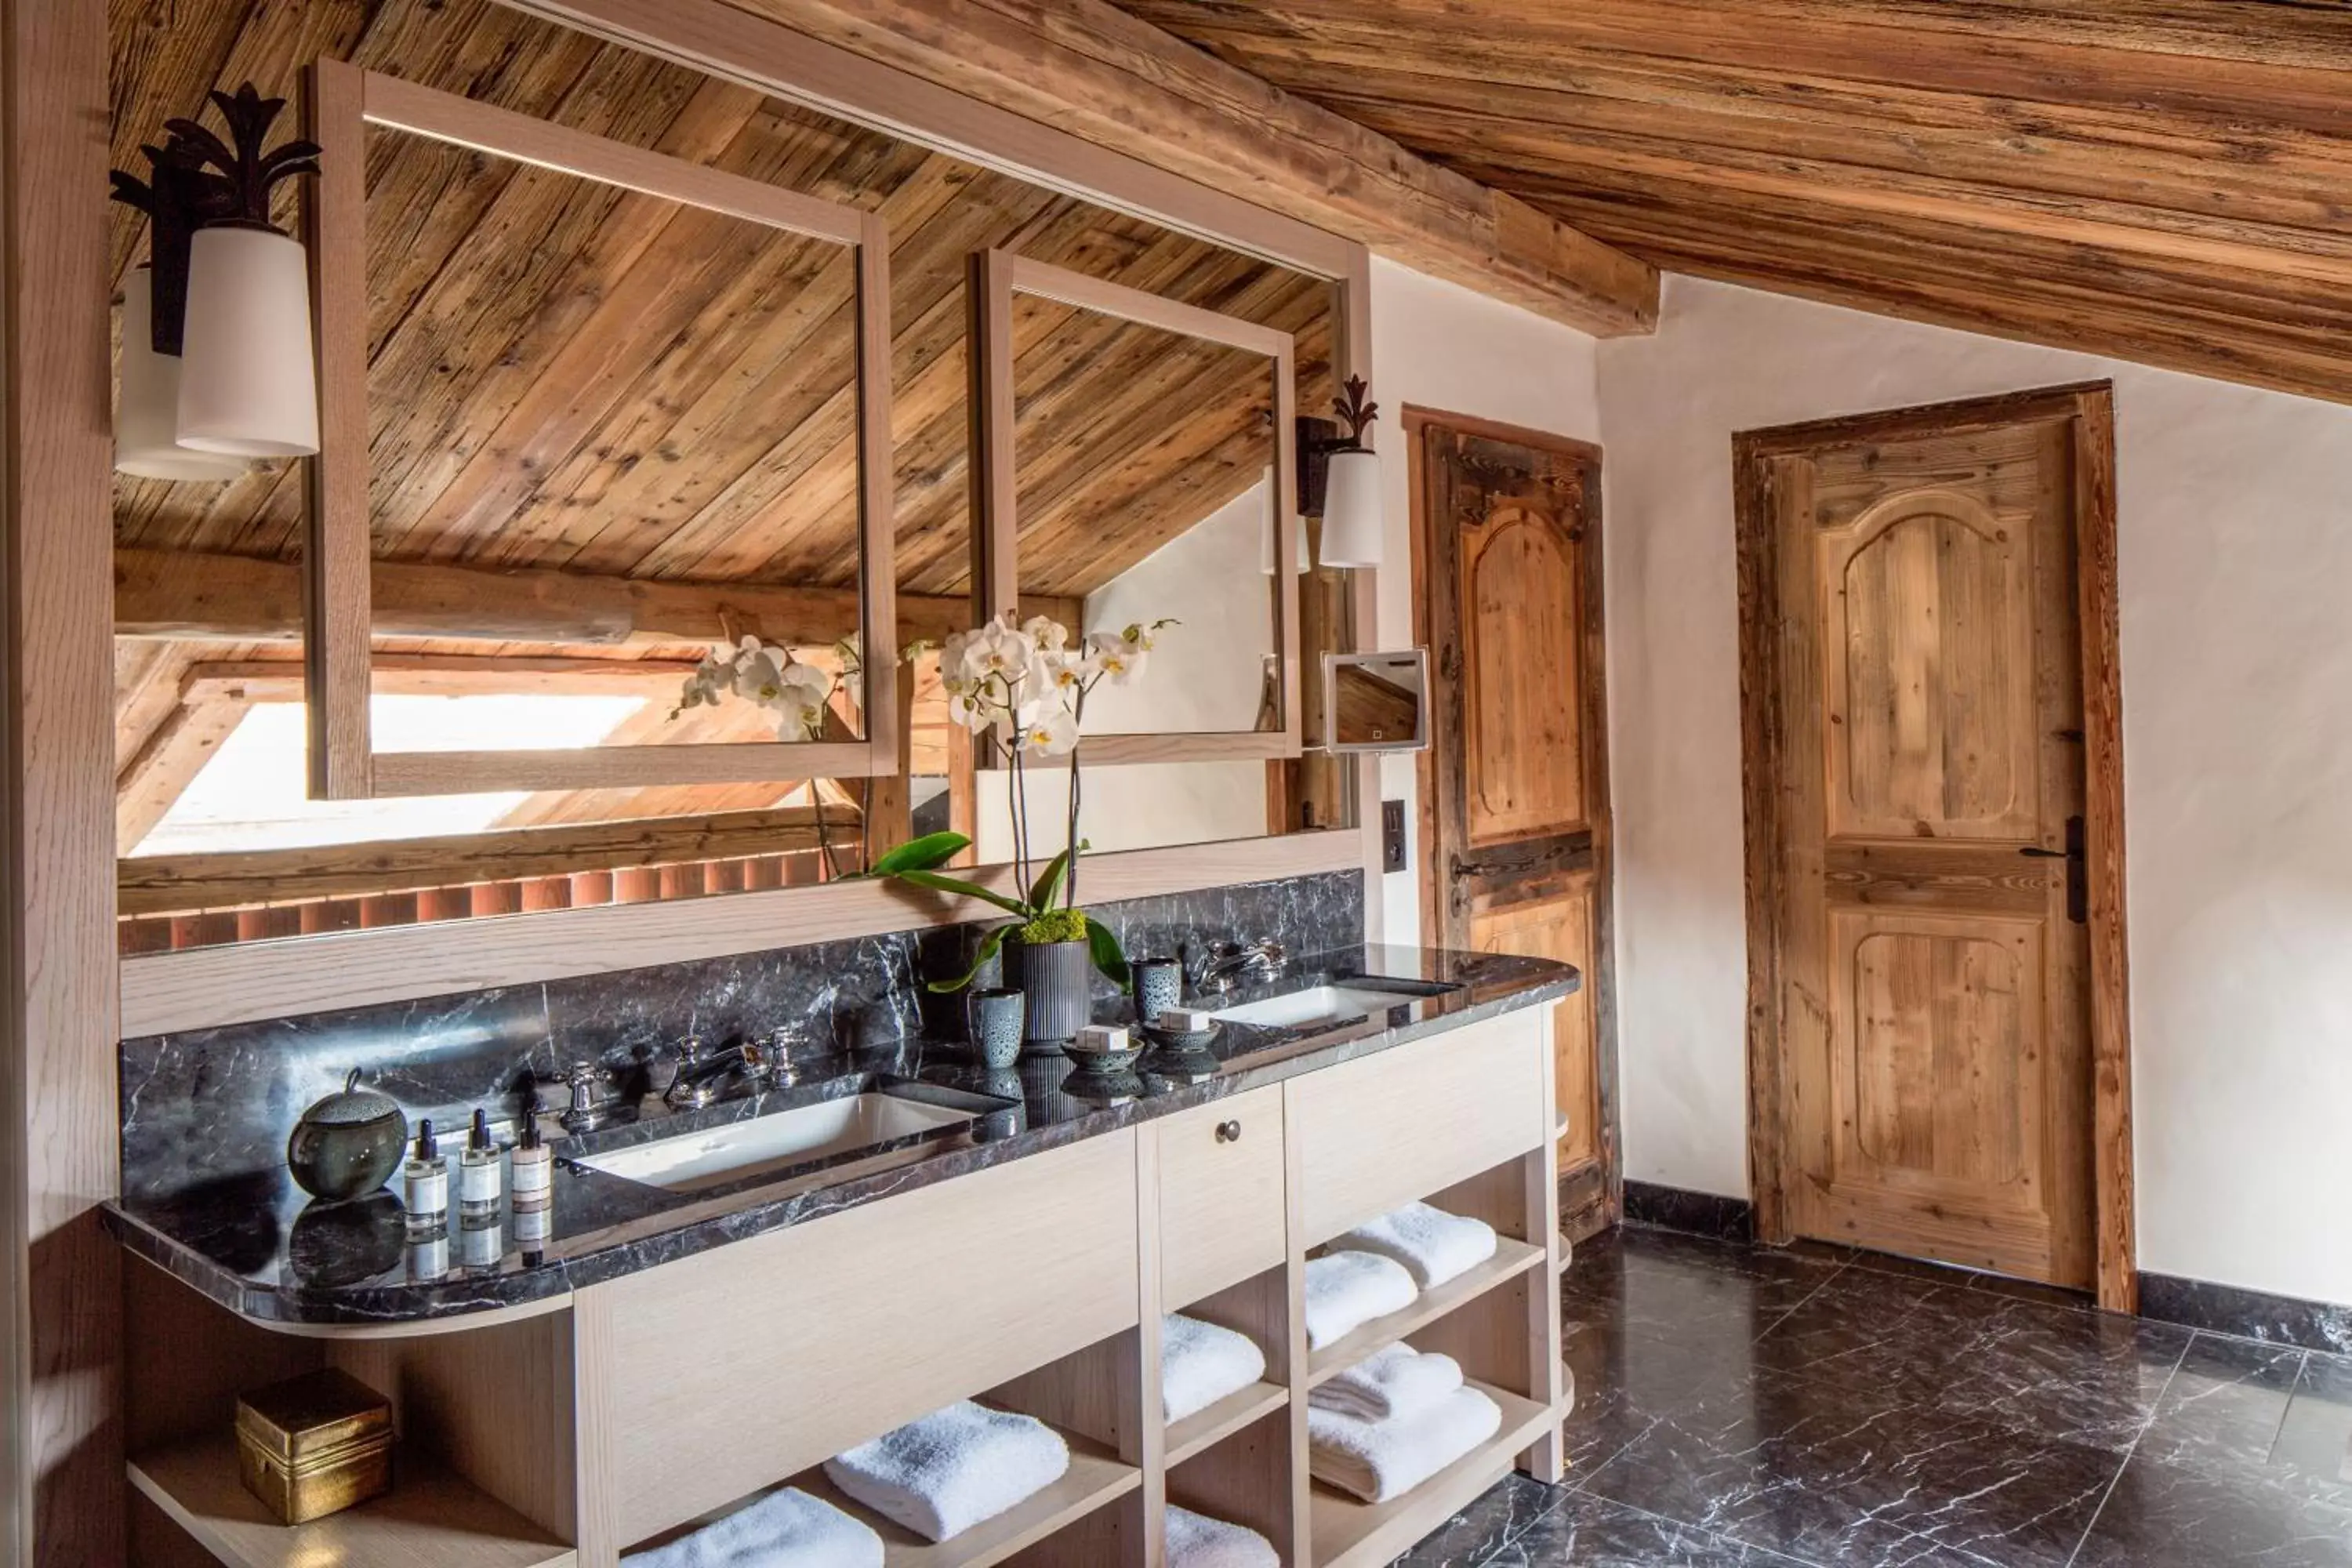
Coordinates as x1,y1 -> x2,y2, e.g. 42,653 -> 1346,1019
586,1129 -> 1140,1548
1156,1086 -> 1286,1309
1292,1010 -> 1549,1243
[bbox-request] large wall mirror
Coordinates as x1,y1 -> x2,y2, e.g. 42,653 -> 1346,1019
108,0 -> 1356,960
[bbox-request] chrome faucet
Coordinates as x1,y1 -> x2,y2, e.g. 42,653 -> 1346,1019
560,1059 -> 615,1136
1185,938 -> 1286,995
663,1036 -> 774,1112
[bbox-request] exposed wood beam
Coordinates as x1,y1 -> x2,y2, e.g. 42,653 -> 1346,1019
118,804 -> 864,917
178,655 -> 708,702
113,548 -> 1045,647
528,0 -> 1657,334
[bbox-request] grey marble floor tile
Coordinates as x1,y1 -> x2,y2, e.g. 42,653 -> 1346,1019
1563,1229 -> 1846,1345
2071,1446 -> 2352,1566
1479,1492 -> 1822,1566
1574,1370 -> 2123,1567
2134,1331 -> 2307,1468
1385,1473 -> 1564,1566
1749,1266 -> 2187,1450
1563,1309 -> 1767,1474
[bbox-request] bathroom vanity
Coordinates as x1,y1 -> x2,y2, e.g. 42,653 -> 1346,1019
107,942 -> 1577,1568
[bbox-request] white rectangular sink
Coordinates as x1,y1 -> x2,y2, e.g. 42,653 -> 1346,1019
575,1094 -> 975,1194
1210,985 -> 1426,1031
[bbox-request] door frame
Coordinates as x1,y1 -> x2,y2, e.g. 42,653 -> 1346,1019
1734,381 -> 2136,1312
1405,405 -> 1618,1234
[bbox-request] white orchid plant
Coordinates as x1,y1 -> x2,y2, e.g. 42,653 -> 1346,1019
868,612 -> 1174,993
671,633 -> 860,742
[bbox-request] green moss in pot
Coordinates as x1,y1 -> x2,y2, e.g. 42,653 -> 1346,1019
286,1069 -> 408,1203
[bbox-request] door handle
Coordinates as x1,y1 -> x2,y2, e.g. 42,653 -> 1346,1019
2020,815 -> 2087,924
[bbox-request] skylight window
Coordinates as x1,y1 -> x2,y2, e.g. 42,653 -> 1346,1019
131,694 -> 646,856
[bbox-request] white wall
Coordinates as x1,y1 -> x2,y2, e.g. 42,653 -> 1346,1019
1367,258 -> 1605,941
1599,274 -> 2352,1305
975,481 -> 1274,863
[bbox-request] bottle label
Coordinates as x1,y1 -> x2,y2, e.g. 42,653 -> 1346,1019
511,1153 -> 552,1196
459,1157 -> 501,1205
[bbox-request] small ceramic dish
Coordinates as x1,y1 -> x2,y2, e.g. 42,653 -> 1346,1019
1062,1037 -> 1145,1075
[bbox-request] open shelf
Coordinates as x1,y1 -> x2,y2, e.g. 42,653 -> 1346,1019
1307,1380 -> 1552,1568
1166,1380 -> 1287,1467
1305,1238 -> 1544,1387
784,1426 -> 1140,1568
129,1432 -> 575,1568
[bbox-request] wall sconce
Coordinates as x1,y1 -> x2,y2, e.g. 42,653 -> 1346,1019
111,83 -> 322,477
1296,376 -> 1382,569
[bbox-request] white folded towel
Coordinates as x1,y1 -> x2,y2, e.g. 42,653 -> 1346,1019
1308,1385 -> 1503,1504
626,1486 -> 882,1568
1167,1503 -> 1279,1568
1163,1313 -> 1268,1422
1303,1249 -> 1418,1349
1308,1342 -> 1464,1424
823,1401 -> 1069,1544
1332,1201 -> 1498,1290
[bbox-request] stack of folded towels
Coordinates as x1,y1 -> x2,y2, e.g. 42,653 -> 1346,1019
1331,1200 -> 1499,1290
1166,1503 -> 1280,1568
823,1400 -> 1069,1544
627,1486 -> 884,1568
1303,1250 -> 1418,1349
1163,1312 -> 1269,1422
1307,1344 -> 1500,1504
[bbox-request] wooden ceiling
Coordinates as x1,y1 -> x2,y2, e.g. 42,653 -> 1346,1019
113,0 -> 1331,603
1114,0 -> 2352,404
109,0 -> 1330,852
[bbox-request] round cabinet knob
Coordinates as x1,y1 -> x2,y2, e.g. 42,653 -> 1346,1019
1214,1120 -> 1242,1144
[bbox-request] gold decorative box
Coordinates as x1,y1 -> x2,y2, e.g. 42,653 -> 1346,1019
233,1367 -> 394,1525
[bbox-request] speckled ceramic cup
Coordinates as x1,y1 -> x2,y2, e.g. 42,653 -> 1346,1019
968,988 -> 1025,1069
1132,956 -> 1183,1025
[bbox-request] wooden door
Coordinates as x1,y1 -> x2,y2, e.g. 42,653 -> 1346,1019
1743,397 -> 2100,1289
1412,412 -> 1613,1240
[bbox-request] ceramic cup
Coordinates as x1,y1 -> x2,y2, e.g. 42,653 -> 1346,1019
968,987 -> 1025,1069
1132,956 -> 1184,1024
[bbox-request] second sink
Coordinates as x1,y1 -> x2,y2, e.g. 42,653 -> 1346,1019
1210,982 -> 1450,1032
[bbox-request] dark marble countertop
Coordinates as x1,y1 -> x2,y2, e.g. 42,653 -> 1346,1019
103,944 -> 1576,1330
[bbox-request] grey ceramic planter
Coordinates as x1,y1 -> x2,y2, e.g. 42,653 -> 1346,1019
1010,937 -> 1092,1047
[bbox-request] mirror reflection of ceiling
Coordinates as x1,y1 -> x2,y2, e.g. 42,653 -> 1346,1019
109,0 -> 1335,869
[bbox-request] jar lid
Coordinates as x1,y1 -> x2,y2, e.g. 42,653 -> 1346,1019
300,1068 -> 403,1127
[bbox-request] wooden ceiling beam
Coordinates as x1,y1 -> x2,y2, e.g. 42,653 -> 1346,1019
114,698 -> 254,855
118,803 -> 863,917
697,0 -> 1658,335
112,547 -> 1064,648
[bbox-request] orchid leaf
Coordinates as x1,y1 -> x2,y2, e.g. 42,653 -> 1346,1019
927,924 -> 1009,993
894,869 -> 1029,919
1028,847 -> 1071,913
868,832 -> 971,877
1084,916 -> 1131,993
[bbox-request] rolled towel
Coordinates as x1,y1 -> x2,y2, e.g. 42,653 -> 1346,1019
1308,1342 -> 1464,1424
1332,1201 -> 1498,1290
823,1401 -> 1069,1544
1163,1313 -> 1268,1423
1167,1504 -> 1279,1568
626,1486 -> 882,1568
1303,1249 -> 1418,1349
1308,1385 -> 1503,1504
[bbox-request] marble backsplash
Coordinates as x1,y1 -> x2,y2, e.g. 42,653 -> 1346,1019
120,868 -> 1364,1201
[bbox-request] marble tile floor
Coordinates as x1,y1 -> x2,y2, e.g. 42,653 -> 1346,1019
1391,1225 -> 2352,1567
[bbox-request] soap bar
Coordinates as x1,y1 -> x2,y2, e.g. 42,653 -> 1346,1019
1156,1007 -> 1216,1033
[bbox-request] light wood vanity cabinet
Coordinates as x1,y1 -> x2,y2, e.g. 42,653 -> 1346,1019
1157,1085 -> 1287,1311
124,1007 -> 1567,1568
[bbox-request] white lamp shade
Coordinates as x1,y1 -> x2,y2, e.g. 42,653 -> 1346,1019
115,266 -> 247,481
176,226 -> 320,458
1316,446 -> 1383,568
1258,466 -> 1308,574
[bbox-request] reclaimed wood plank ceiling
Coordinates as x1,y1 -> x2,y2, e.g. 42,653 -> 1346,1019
111,0 -> 1332,605
1112,0 -> 2352,403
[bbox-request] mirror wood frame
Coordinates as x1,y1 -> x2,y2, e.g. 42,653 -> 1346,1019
114,0 -> 1381,1040
301,57 -> 900,800
969,248 -> 1304,766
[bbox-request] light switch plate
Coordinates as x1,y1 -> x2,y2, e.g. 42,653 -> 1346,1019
1381,800 -> 1409,874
